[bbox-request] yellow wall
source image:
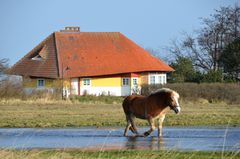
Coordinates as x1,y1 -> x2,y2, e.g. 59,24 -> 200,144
23,77 -> 58,88
23,78 -> 36,87
80,77 -> 122,87
45,79 -> 54,87
79,76 -> 142,87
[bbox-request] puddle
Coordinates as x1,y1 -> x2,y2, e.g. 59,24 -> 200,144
0,127 -> 239,151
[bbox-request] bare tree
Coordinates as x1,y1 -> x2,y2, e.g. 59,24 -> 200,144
168,5 -> 240,72
0,58 -> 8,72
0,58 -> 9,82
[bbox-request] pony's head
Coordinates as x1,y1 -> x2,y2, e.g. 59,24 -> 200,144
152,88 -> 181,114
168,89 -> 181,114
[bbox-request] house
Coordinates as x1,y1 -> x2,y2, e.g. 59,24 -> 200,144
8,27 -> 174,97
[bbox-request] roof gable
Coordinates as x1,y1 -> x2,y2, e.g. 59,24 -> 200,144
8,33 -> 59,78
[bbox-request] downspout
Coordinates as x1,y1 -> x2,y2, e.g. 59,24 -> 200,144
53,32 -> 64,99
78,78 -> 80,96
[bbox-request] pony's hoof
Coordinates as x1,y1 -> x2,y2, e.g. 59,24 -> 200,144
144,132 -> 150,137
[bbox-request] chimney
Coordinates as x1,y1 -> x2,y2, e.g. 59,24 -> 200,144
60,26 -> 80,32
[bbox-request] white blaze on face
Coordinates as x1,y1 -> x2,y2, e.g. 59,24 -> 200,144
173,92 -> 181,113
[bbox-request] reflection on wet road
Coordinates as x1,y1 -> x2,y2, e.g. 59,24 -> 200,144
0,127 -> 239,151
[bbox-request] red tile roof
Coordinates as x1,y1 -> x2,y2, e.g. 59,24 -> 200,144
9,30 -> 173,78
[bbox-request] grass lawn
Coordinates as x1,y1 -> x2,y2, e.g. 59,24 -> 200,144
0,149 -> 239,159
0,99 -> 239,127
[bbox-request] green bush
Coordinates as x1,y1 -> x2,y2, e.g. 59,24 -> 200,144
141,83 -> 240,104
201,70 -> 223,83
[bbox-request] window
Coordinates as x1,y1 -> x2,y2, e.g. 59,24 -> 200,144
122,78 -> 130,86
150,75 -> 155,84
31,55 -> 42,61
83,78 -> 91,86
162,75 -> 166,84
132,78 -> 138,85
37,79 -> 44,87
149,73 -> 167,85
158,76 -> 163,84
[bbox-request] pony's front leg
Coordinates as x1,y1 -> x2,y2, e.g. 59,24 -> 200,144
158,115 -> 165,137
144,117 -> 155,137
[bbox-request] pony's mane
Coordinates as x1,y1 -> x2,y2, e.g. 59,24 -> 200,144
150,88 -> 179,97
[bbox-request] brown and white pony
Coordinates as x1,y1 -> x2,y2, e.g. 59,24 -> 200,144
122,88 -> 180,137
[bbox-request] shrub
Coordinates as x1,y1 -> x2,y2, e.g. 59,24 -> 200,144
22,89 -> 62,100
0,80 -> 23,98
201,70 -> 223,83
0,80 -> 61,100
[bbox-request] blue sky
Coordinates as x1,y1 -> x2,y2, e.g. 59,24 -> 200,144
0,0 -> 238,65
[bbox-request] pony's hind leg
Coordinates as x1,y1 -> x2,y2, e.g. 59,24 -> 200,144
144,117 -> 156,137
124,121 -> 131,136
129,115 -> 139,135
124,114 -> 139,136
124,114 -> 137,136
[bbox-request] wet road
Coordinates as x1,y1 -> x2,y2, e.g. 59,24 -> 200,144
0,127 -> 239,151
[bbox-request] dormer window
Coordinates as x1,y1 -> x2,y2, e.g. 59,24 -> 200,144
31,55 -> 42,61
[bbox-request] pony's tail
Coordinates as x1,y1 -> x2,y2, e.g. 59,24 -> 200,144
122,96 -> 137,115
122,96 -> 139,135
122,96 -> 131,115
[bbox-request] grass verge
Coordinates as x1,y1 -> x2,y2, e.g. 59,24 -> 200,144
0,149 -> 239,159
0,99 -> 239,127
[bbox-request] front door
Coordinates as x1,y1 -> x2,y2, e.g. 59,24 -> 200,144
121,77 -> 131,96
71,78 -> 79,95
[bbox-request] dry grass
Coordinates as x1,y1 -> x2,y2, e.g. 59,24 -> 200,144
0,149 -> 239,159
0,99 -> 239,127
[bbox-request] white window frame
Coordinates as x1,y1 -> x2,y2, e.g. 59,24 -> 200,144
83,78 -> 91,86
122,78 -> 130,86
158,75 -> 162,84
162,75 -> 166,84
37,79 -> 45,88
132,78 -> 138,86
149,75 -> 156,84
149,73 -> 167,84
